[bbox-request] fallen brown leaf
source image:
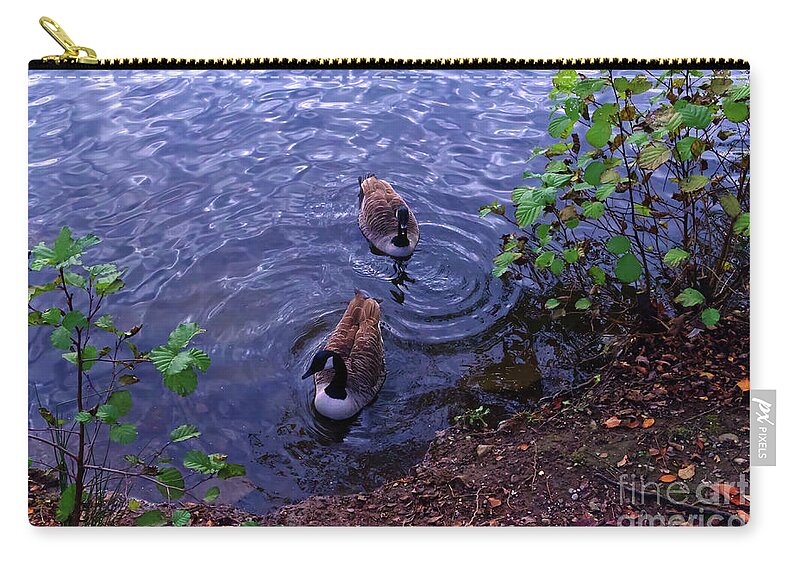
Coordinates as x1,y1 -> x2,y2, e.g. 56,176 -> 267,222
659,474 -> 677,483
678,464 -> 696,480
642,418 -> 655,429
737,378 -> 750,391
517,443 -> 530,451
604,416 -> 621,428
487,497 -> 502,508
617,454 -> 629,467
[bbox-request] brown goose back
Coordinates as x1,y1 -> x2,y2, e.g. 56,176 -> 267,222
358,175 -> 419,257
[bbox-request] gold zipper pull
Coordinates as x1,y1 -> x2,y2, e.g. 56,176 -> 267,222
39,16 -> 98,64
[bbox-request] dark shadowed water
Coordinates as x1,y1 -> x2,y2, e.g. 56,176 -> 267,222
28,69 -> 596,511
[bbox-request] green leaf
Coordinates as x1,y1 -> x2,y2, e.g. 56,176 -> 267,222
109,423 -> 138,445
55,484 -> 76,523
594,184 -> 616,201
676,136 -> 701,162
61,310 -> 88,331
41,308 -> 62,325
119,374 -> 140,386
614,253 -> 643,283
170,424 -> 202,443
728,84 -> 750,101
183,450 -> 225,474
626,132 -> 649,147
679,175 -> 709,193
550,259 -> 564,276
95,277 -> 125,296
515,201 -> 544,228
28,281 -> 57,301
584,162 -> 606,186
573,79 -> 606,98
586,121 -> 612,149
172,510 -> 191,527
575,298 -> 592,310
663,248 -> 690,267
81,345 -> 98,371
535,251 -> 555,268
545,298 -> 560,310
628,76 -> 652,95
675,288 -> 705,307
74,411 -> 92,424
62,271 -> 86,288
217,463 -> 246,480
582,201 -> 605,220
634,203 -> 652,217
164,368 -> 199,397
156,467 -> 185,500
134,510 -> 166,527
719,193 -> 742,218
678,104 -> 713,129
50,327 -> 72,350
552,69 -> 579,92
722,98 -> 749,123
93,314 -> 115,332
563,248 -> 580,264
541,172 -> 573,188
606,235 -> 631,255
204,486 -> 221,503
548,116 -> 575,139
733,212 -> 750,236
599,169 -> 620,185
167,323 -> 204,351
96,404 -> 120,424
589,265 -> 607,285
637,144 -> 672,170
167,351 -> 195,376
107,390 -> 132,417
700,308 -> 721,328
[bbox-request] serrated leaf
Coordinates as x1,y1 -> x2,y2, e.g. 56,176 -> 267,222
74,411 -> 92,424
172,510 -> 191,527
675,288 -> 705,307
167,323 -> 204,351
41,308 -> 62,325
515,201 -> 544,228
584,161 -> 606,186
134,510 -> 166,527
535,251 -> 555,269
582,201 -> 605,220
204,486 -> 221,503
156,467 -> 185,500
550,259 -> 564,276
109,423 -> 138,445
678,103 -> 713,129
50,327 -> 72,350
575,298 -> 592,310
94,314 -> 115,332
545,298 -> 560,309
606,235 -> 631,255
217,463 -> 246,480
96,404 -> 120,424
595,183 -> 616,201
679,175 -> 709,193
589,265 -> 607,285
164,368 -> 198,397
55,484 -> 76,523
81,345 -> 98,371
723,98 -> 749,123
62,310 -> 88,331
563,248 -> 579,264
107,391 -> 132,417
62,271 -> 86,288
700,308 -> 721,328
170,424 -> 201,443
637,144 -> 672,170
548,116 -> 575,139
615,253 -> 643,283
663,248 -> 690,267
183,450 -> 225,474
626,132 -> 649,147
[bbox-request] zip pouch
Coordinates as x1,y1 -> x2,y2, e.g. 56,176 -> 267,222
28,17 -> 751,527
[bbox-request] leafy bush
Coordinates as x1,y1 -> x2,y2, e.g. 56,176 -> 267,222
28,227 -> 245,525
482,69 -> 749,328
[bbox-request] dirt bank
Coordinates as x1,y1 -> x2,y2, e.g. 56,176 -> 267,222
30,312 -> 750,527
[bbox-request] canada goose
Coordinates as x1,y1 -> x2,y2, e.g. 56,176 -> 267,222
302,290 -> 386,420
358,174 -> 420,258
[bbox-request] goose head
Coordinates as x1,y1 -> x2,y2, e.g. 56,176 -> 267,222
302,350 -> 347,399
392,206 -> 410,247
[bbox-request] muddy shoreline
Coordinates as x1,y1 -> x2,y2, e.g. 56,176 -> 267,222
30,312 -> 750,527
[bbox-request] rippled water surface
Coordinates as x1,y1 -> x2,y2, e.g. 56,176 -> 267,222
29,69 -> 592,511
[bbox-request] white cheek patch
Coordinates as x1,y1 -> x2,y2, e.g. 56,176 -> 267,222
323,356 -> 334,370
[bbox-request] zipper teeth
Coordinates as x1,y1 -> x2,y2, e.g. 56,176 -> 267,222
71,57 -> 749,69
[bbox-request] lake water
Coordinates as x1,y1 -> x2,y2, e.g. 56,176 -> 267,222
28,69 -> 602,511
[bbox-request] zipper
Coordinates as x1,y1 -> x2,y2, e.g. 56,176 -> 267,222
31,16 -> 749,70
